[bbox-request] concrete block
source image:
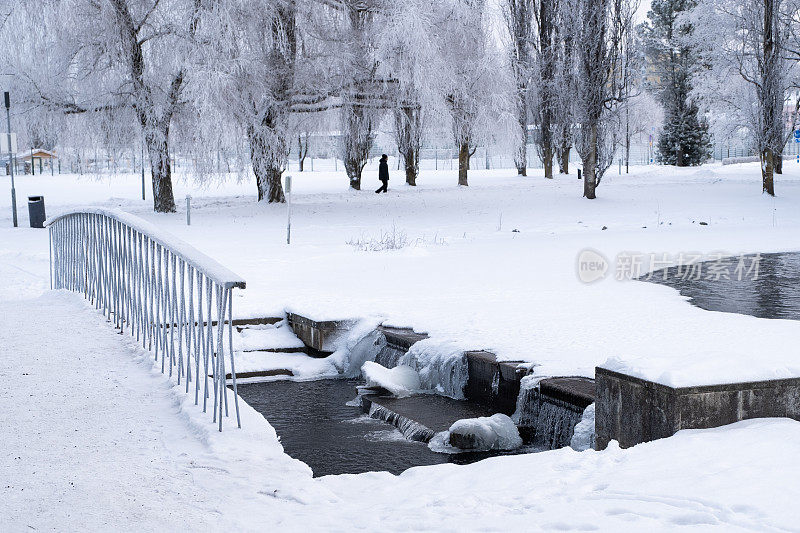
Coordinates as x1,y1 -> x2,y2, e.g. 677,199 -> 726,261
286,313 -> 357,355
464,351 -> 526,415
595,366 -> 800,450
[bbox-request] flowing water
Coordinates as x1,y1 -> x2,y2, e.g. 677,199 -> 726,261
645,252 -> 800,320
238,378 -> 538,477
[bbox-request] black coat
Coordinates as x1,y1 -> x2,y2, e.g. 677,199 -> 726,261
379,160 -> 389,181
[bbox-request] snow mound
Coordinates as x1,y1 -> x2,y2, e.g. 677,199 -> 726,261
398,339 -> 468,399
232,322 -> 304,352
440,413 -> 523,452
570,403 -> 596,451
361,361 -> 421,397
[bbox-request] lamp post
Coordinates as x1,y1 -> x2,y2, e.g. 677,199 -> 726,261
4,91 -> 17,228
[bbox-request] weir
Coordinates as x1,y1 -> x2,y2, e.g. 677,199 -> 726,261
358,321 -> 596,450
513,377 -> 595,449
227,311 -> 598,452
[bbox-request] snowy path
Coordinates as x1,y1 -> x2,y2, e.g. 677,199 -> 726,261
0,292 -> 326,532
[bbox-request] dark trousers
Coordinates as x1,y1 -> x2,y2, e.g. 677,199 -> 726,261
375,179 -> 388,193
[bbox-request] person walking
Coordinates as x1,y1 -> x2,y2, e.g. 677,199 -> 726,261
375,154 -> 389,193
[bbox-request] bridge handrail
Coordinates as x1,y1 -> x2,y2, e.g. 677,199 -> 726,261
45,207 -> 245,289
46,207 -> 245,431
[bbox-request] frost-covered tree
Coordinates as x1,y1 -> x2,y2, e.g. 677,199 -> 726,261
438,0 -> 509,186
334,4 -> 385,190
575,0 -> 637,198
642,0 -> 710,167
533,0 -> 559,179
202,0 -> 299,203
553,0 -> 579,175
687,0 -> 798,195
2,0 -> 206,212
504,0 -> 559,178
504,0 -> 535,176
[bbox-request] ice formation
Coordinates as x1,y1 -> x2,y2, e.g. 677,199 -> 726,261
570,403 -> 596,451
361,361 -> 421,397
397,339 -> 468,399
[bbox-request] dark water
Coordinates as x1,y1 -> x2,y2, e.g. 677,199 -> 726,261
645,252 -> 800,320
237,378 -> 535,477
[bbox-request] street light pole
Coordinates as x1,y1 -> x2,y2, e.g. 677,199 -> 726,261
4,91 -> 17,228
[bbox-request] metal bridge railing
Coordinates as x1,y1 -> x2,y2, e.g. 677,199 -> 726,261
46,208 -> 246,431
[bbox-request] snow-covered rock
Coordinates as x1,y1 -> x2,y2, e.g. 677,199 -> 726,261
446,413 -> 523,451
570,403 -> 596,451
361,361 -> 421,397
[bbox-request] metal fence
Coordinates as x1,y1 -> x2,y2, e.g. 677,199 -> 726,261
46,208 -> 246,431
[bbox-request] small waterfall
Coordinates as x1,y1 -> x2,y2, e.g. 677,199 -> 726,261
512,376 -> 585,449
368,403 -> 436,443
533,397 -> 584,450
374,343 -> 407,368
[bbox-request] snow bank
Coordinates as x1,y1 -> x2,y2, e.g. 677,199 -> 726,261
570,403 -> 596,451
398,339 -> 468,399
232,322 -> 305,352
233,351 -> 338,379
361,361 -> 421,397
433,413 -> 522,452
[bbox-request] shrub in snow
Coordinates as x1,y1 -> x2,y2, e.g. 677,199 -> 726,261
347,226 -> 408,251
361,361 -> 421,397
447,414 -> 523,451
570,403 -> 596,451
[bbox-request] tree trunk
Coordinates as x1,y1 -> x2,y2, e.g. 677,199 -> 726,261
625,108 -> 631,173
775,151 -> 783,174
762,148 -> 775,196
341,104 -> 372,190
394,106 -> 420,186
542,142 -> 554,179
458,142 -> 470,186
402,147 -> 418,186
761,0 -> 780,195
298,134 -> 308,172
537,0 -> 555,180
557,142 -> 570,174
249,128 -> 286,203
583,125 -> 597,199
144,127 -> 176,213
515,97 -> 528,176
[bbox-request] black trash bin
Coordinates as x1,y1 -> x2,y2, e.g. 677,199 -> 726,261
28,196 -> 46,228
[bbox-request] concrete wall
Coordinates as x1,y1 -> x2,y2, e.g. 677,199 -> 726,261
596,367 -> 800,449
464,351 -> 526,415
287,313 -> 357,355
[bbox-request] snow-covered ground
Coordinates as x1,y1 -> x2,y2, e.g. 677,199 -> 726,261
3,162 -> 800,386
3,162 -> 800,530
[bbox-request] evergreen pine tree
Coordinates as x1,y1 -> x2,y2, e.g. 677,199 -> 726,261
643,0 -> 711,166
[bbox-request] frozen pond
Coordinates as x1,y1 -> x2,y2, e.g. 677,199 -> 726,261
237,379 -> 534,477
645,252 -> 800,320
